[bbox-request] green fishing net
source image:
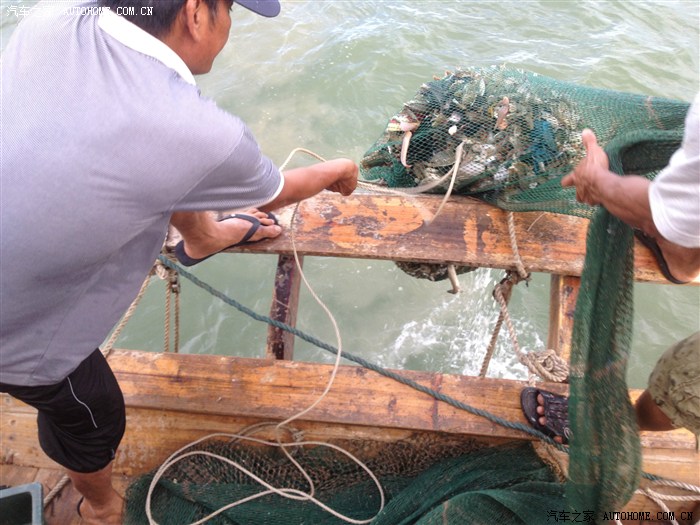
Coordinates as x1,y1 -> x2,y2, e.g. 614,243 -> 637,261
360,65 -> 690,517
125,439 -> 565,525
125,66 -> 690,523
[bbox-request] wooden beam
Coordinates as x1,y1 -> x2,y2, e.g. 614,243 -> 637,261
547,274 -> 580,361
4,352 -> 694,466
222,193 -> 698,285
266,254 -> 303,360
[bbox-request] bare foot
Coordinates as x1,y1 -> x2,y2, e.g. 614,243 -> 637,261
656,237 -> 700,283
179,208 -> 282,261
78,489 -> 123,525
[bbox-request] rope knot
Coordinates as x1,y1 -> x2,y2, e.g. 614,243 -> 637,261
155,253 -> 181,352
520,349 -> 569,383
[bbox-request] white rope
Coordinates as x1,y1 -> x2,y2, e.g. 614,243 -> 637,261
160,263 -> 180,353
144,148 -> 385,525
43,474 -> 70,508
645,477 -> 700,496
613,470 -> 700,525
146,433 -> 384,525
356,139 -> 466,226
101,269 -> 154,357
507,212 -> 529,281
482,212 -> 569,383
492,279 -> 569,384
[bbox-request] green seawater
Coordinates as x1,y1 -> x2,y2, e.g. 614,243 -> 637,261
2,0 -> 699,388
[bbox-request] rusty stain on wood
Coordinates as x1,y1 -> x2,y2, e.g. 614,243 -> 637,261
222,193 -> 698,285
267,254 -> 303,360
547,274 -> 580,360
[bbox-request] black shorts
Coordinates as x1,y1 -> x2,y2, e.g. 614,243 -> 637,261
0,349 -> 126,473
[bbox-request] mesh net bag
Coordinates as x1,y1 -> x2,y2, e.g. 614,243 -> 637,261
360,65 -> 687,217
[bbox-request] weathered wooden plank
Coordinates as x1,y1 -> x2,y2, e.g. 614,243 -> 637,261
107,351 -> 550,441
114,351 -> 699,451
223,193 -> 698,285
547,274 -> 580,360
3,352 -> 696,454
0,463 -> 79,525
5,352 -> 693,462
266,254 -> 303,360
0,462 -> 37,487
37,469 -> 80,525
1,399 -> 501,476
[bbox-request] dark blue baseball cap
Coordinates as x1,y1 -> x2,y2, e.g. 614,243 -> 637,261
235,0 -> 281,17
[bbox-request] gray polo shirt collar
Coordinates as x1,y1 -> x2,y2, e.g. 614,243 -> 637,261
98,9 -> 196,86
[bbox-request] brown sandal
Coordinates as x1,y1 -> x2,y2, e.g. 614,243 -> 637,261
520,387 -> 571,444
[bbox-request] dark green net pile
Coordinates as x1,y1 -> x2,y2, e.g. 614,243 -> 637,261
126,439 -> 565,525
125,66 -> 690,524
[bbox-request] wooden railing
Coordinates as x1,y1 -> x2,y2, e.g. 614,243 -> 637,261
196,192 -> 696,361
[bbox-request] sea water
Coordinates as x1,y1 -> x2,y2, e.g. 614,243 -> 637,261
2,0 -> 699,388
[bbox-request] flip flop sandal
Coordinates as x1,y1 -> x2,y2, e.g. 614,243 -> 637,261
174,212 -> 279,267
520,387 -> 571,444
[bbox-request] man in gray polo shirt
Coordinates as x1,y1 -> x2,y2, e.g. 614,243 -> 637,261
0,0 -> 357,522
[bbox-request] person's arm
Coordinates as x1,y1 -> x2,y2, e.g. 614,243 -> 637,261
563,129 -> 700,282
561,129 -> 659,237
169,158 -> 357,261
259,158 -> 358,212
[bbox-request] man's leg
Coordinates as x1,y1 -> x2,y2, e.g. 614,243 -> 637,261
642,332 -> 700,435
171,209 -> 281,261
68,462 -> 123,525
656,237 -> 700,283
635,389 -> 675,431
0,350 -> 126,523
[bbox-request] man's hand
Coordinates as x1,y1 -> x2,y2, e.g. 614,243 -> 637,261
324,158 -> 358,196
561,129 -> 612,206
262,158 -> 359,211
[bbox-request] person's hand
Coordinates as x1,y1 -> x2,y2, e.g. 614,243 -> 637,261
324,158 -> 359,196
267,159 -> 359,210
561,129 -> 611,206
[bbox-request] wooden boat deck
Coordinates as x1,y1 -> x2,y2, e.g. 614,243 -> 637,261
2,193 -> 698,524
3,351 -> 699,523
0,465 -> 128,525
2,352 -> 698,523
